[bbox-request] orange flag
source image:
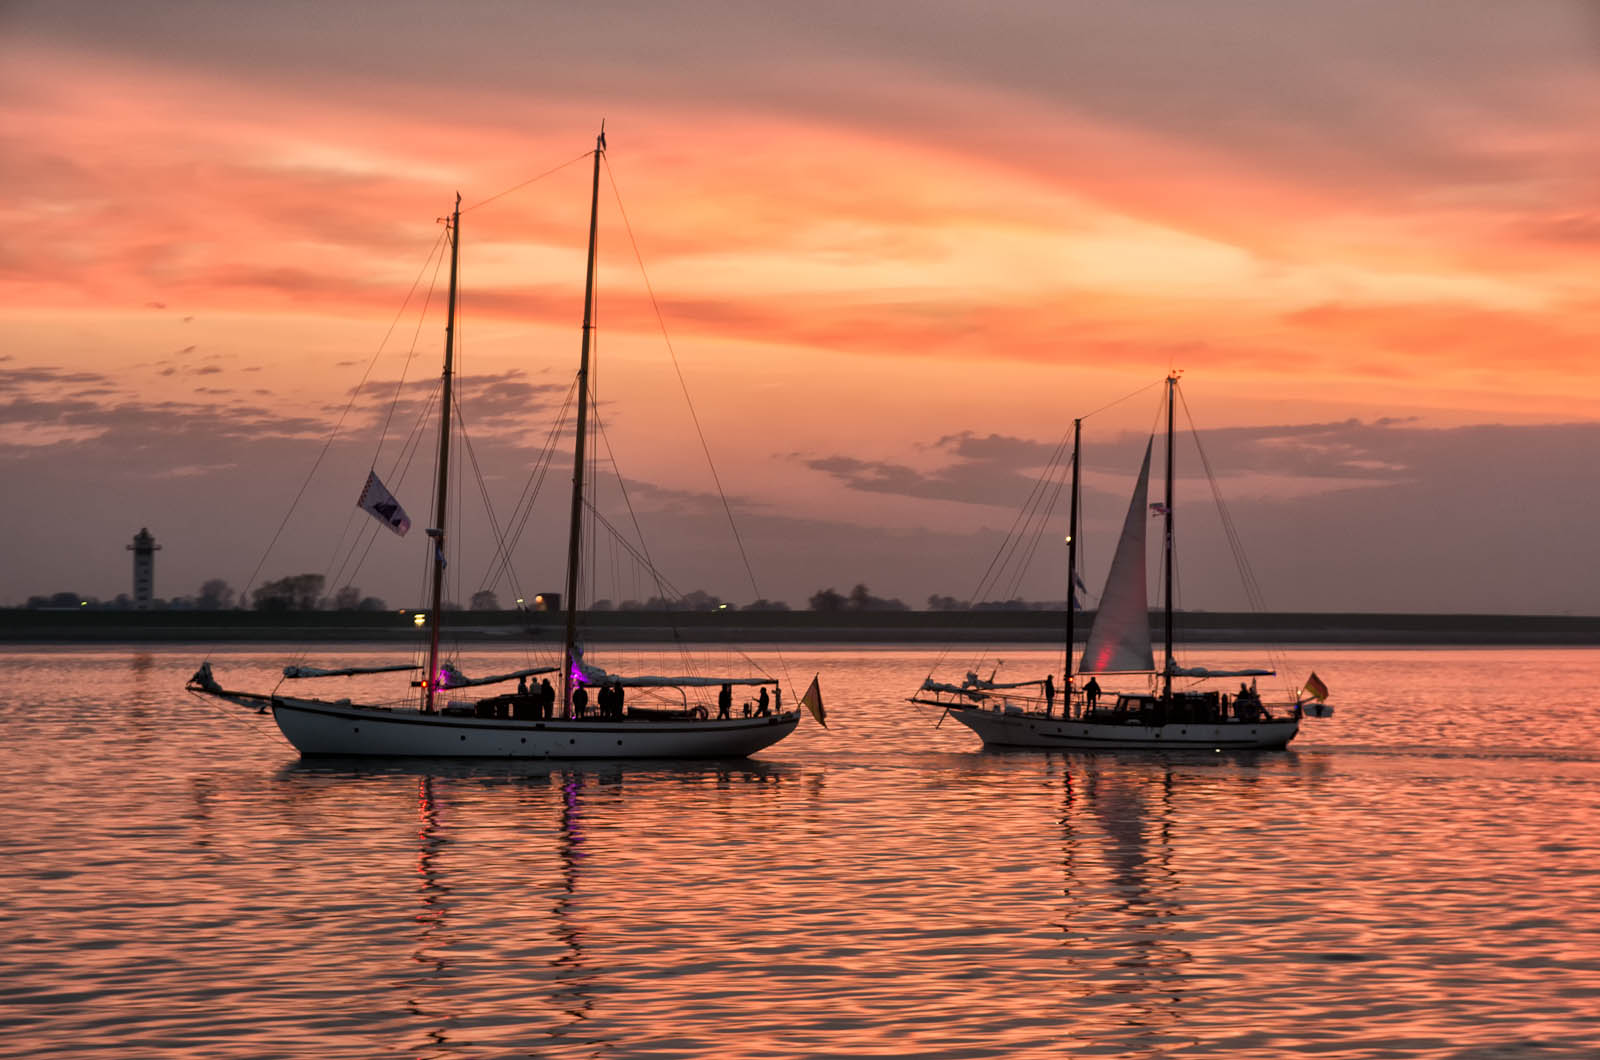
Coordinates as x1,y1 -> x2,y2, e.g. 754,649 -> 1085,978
800,674 -> 826,728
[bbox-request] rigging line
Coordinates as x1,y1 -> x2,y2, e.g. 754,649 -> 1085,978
1080,378 -> 1164,423
451,391 -> 527,611
590,403 -> 684,635
582,501 -> 685,601
375,228 -> 451,469
923,428 -> 1074,682
601,156 -> 767,606
229,229 -> 449,622
490,376 -> 579,593
462,151 -> 592,214
602,156 -> 794,695
1177,388 -> 1292,696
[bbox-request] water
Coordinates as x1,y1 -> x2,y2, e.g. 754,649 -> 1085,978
3,644 -> 1598,1058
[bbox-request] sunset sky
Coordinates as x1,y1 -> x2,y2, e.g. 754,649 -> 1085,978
4,1 -> 1599,614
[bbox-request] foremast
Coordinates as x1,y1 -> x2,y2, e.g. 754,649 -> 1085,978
562,127 -> 605,713
424,194 -> 461,714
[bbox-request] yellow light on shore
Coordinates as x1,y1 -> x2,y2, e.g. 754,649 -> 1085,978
412,612 -> 426,627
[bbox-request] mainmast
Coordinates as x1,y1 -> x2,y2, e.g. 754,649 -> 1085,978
1162,372 -> 1176,701
562,127 -> 605,712
424,193 -> 461,714
1064,417 -> 1081,686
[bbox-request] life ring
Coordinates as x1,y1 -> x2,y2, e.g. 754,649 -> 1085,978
691,705 -> 708,720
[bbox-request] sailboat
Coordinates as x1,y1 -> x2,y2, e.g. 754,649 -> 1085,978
911,373 -> 1328,750
188,130 -> 809,758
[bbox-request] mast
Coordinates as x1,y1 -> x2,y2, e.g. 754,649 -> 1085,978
424,194 -> 461,714
1162,372 -> 1176,701
562,127 -> 604,712
1064,417 -> 1080,685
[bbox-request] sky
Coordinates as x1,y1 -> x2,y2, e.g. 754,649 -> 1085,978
3,1 -> 1599,614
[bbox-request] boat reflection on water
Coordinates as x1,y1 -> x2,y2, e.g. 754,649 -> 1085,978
1054,751 -> 1302,1051
1059,759 -> 1184,1045
271,757 -> 797,1051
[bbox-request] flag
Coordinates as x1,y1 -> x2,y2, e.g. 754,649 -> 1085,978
1070,569 -> 1087,610
1301,671 -> 1329,702
358,471 -> 411,537
800,674 -> 826,728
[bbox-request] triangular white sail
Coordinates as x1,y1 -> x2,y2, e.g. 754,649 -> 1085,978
1079,438 -> 1155,674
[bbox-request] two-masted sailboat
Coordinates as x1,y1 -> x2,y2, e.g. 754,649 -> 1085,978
188,131 -> 808,758
911,373 -> 1328,751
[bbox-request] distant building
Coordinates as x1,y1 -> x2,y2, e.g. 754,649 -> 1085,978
127,528 -> 161,611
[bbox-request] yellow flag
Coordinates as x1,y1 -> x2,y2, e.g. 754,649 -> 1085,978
1302,672 -> 1329,702
801,674 -> 826,728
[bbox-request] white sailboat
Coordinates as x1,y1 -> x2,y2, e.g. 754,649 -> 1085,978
912,373 -> 1329,751
188,130 -> 812,758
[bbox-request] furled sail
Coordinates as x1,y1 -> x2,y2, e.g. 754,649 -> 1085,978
283,663 -> 419,679
438,664 -> 559,689
1168,664 -> 1275,678
1079,438 -> 1156,674
577,658 -> 773,689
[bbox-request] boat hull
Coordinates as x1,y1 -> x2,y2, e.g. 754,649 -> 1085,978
947,705 -> 1298,751
271,696 -> 801,759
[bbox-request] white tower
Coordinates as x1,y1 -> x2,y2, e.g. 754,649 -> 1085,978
128,528 -> 161,610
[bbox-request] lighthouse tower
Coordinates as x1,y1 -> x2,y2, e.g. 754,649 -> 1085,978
127,528 -> 161,610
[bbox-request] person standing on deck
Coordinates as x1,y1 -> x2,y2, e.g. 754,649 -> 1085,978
1044,673 -> 1056,716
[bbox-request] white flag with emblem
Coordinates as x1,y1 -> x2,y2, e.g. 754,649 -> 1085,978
358,470 -> 411,537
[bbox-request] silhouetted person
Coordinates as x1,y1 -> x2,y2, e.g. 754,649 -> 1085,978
1085,676 -> 1102,708
718,682 -> 732,720
539,678 -> 555,719
613,681 -> 626,718
572,685 -> 588,718
756,687 -> 770,716
1043,673 -> 1055,716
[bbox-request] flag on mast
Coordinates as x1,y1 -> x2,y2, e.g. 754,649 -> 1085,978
1301,671 -> 1329,702
800,674 -> 826,728
358,470 -> 411,537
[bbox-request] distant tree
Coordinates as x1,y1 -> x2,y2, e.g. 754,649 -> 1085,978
743,598 -> 791,611
809,587 -> 846,612
197,579 -> 235,609
973,599 -> 1028,611
927,594 -> 969,611
469,590 -> 500,611
332,585 -> 363,611
678,589 -> 723,611
845,584 -> 909,611
252,573 -> 325,611
356,596 -> 388,612
589,599 -> 614,611
618,599 -> 644,611
112,593 -> 133,610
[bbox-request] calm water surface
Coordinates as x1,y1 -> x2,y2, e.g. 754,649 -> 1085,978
3,645 -> 1598,1058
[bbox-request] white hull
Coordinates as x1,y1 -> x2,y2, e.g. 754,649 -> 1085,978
947,705 -> 1297,751
271,696 -> 800,759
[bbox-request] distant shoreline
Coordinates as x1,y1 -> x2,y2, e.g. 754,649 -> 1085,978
2,609 -> 1597,646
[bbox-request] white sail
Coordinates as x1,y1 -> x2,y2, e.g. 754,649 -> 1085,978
1079,438 -> 1155,674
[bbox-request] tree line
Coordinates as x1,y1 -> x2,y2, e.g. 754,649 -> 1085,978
24,577 -> 1054,612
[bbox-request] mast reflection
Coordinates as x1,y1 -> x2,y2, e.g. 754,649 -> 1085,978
1060,758 -> 1189,1046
